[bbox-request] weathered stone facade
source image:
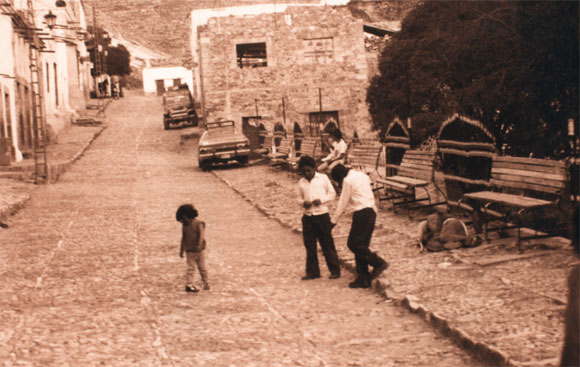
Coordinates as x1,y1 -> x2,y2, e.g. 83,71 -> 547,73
197,5 -> 374,137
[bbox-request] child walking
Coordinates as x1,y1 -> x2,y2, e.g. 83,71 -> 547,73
176,204 -> 210,293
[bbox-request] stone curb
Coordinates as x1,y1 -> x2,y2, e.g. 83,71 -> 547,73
213,170 -> 517,367
0,126 -> 106,223
0,193 -> 30,225
49,125 -> 107,183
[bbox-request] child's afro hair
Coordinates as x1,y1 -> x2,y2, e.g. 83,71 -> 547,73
176,204 -> 198,221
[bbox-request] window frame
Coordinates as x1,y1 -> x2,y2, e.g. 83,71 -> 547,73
236,42 -> 268,69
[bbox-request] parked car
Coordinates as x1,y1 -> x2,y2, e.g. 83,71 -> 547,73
198,120 -> 250,171
162,84 -> 198,129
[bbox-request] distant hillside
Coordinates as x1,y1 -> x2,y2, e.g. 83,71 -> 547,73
81,0 -> 418,67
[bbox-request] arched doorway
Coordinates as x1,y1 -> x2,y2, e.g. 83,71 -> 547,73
242,116 -> 262,158
320,119 -> 340,153
258,123 -> 266,146
322,119 -> 338,134
274,122 -> 285,147
384,118 -> 410,176
436,113 -> 496,206
293,122 -> 303,152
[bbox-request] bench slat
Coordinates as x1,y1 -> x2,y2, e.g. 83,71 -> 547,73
493,155 -> 566,168
464,191 -> 552,209
440,147 -> 494,158
492,170 -> 567,188
442,173 -> 492,186
493,161 -> 567,175
490,178 -> 564,194
375,177 -> 411,191
381,175 -> 428,187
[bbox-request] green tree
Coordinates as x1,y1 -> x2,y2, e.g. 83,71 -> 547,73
85,26 -> 131,77
106,44 -> 131,76
367,1 -> 578,158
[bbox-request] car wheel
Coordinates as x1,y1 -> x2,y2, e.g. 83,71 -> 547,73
199,160 -> 210,171
163,118 -> 170,130
237,156 -> 249,165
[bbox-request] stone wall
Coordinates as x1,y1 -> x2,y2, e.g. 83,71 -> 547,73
81,0 -> 319,67
82,0 -> 415,67
199,5 -> 374,137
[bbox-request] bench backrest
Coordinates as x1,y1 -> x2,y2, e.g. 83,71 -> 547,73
296,137 -> 319,157
275,136 -> 293,155
261,134 -> 273,150
347,141 -> 383,171
491,155 -> 568,196
399,150 -> 436,181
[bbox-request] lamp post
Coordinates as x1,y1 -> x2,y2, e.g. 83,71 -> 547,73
44,11 -> 57,29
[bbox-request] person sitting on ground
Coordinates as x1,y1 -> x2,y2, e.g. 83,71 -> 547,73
176,204 -> 210,293
418,210 -> 481,252
297,155 -> 341,280
317,129 -> 348,174
330,164 -> 388,288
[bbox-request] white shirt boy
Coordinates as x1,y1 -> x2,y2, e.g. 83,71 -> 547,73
331,169 -> 377,223
297,172 -> 336,216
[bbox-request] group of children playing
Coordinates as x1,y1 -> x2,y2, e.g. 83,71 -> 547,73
175,130 -> 580,367
176,128 -> 388,292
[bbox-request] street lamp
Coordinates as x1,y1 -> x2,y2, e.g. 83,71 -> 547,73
44,11 -> 57,29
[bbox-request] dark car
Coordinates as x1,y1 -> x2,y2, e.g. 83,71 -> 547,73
198,120 -> 250,171
162,85 -> 198,129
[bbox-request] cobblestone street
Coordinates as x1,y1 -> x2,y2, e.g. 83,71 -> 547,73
0,93 -> 479,366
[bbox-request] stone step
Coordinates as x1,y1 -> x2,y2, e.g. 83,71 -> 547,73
0,171 -> 33,182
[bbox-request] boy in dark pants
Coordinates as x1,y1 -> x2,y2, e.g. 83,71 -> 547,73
331,164 -> 388,288
297,156 -> 341,280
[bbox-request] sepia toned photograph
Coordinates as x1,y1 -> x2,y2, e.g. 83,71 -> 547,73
0,0 -> 578,366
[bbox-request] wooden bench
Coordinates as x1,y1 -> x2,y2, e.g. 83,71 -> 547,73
287,136 -> 320,170
462,155 -> 569,252
346,139 -> 383,176
254,131 -> 273,155
268,136 -> 294,166
342,139 -> 390,202
375,150 -> 445,212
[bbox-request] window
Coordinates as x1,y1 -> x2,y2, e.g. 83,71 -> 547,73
303,37 -> 334,64
4,92 -> 12,143
54,63 -> 58,106
45,62 -> 50,93
308,111 -> 339,136
0,89 -> 4,138
236,43 -> 267,69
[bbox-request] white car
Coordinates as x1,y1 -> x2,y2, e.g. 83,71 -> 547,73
198,120 -> 251,171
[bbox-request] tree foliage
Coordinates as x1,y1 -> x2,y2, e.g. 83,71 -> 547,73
107,44 -> 131,76
85,26 -> 131,77
367,1 -> 578,158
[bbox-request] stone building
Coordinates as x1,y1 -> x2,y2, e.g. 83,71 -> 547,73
192,1 -> 377,138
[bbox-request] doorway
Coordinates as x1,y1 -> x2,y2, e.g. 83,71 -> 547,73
155,80 -> 165,96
